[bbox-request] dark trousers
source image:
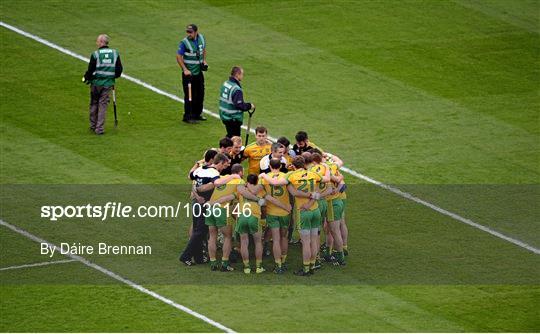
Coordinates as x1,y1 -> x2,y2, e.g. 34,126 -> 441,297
182,73 -> 205,120
180,200 -> 208,262
89,85 -> 112,134
222,120 -> 242,138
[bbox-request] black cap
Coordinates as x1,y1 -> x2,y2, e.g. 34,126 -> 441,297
186,24 -> 198,32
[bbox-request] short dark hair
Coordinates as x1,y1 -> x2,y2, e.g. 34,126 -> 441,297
292,156 -> 305,169
219,137 -> 233,149
277,136 -> 290,149
231,163 -> 243,174
302,152 -> 313,164
269,158 -> 281,170
310,148 -> 322,155
247,174 -> 258,185
231,66 -> 242,76
186,24 -> 198,32
311,152 -> 322,164
295,131 -> 308,142
255,126 -> 267,134
204,149 -> 218,162
213,153 -> 229,165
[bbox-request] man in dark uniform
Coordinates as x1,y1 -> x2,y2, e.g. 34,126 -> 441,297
83,34 -> 123,135
219,66 -> 255,137
176,24 -> 208,124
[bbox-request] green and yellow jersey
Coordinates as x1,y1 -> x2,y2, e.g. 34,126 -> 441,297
209,178 -> 245,207
259,171 -> 290,216
237,187 -> 265,218
327,163 -> 346,200
286,169 -> 322,211
243,142 -> 271,175
309,163 -> 330,196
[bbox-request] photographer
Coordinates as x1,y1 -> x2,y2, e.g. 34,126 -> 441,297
176,24 -> 208,123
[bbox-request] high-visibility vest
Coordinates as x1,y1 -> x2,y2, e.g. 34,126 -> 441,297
92,48 -> 118,87
219,79 -> 243,122
180,34 -> 205,75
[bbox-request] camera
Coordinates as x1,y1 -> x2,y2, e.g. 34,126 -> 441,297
201,63 -> 208,71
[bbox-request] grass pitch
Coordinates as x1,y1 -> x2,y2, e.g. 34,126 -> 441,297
1,0 -> 539,332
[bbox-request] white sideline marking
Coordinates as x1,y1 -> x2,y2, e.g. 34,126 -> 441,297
0,220 -> 235,333
0,259 -> 76,271
1,20 -> 538,256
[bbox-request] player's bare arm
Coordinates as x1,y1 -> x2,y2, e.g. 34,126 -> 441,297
214,174 -> 240,186
208,193 -> 236,206
237,184 -> 261,202
286,184 -> 316,199
321,167 -> 331,183
259,173 -> 288,186
264,194 -> 292,212
331,173 -> 344,184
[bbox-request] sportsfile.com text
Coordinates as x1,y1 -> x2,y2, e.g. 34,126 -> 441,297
40,202 -> 251,222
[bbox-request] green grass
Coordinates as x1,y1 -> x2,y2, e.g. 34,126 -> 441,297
1,0 -> 539,332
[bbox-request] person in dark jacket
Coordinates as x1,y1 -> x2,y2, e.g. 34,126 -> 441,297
83,34 -> 123,135
218,66 -> 255,138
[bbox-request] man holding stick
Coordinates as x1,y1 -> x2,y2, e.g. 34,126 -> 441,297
83,34 -> 123,135
218,66 -> 255,137
177,24 -> 208,124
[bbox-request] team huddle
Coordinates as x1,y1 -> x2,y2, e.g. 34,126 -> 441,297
183,127 -> 348,276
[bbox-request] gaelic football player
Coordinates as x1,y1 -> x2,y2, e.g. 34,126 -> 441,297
260,158 -> 292,274
235,174 -> 267,274
205,164 -> 244,271
242,126 -> 272,175
260,156 -> 330,276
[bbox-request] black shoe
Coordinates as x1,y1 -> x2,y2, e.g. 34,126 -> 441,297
294,268 -> 311,276
195,115 -> 207,121
273,266 -> 285,274
194,256 -> 208,264
323,254 -> 335,263
229,249 -> 240,263
333,258 -> 346,266
179,257 -> 194,266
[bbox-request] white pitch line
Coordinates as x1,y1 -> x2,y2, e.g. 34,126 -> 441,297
0,219 -> 235,333
0,259 -> 76,271
1,20 -> 538,255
